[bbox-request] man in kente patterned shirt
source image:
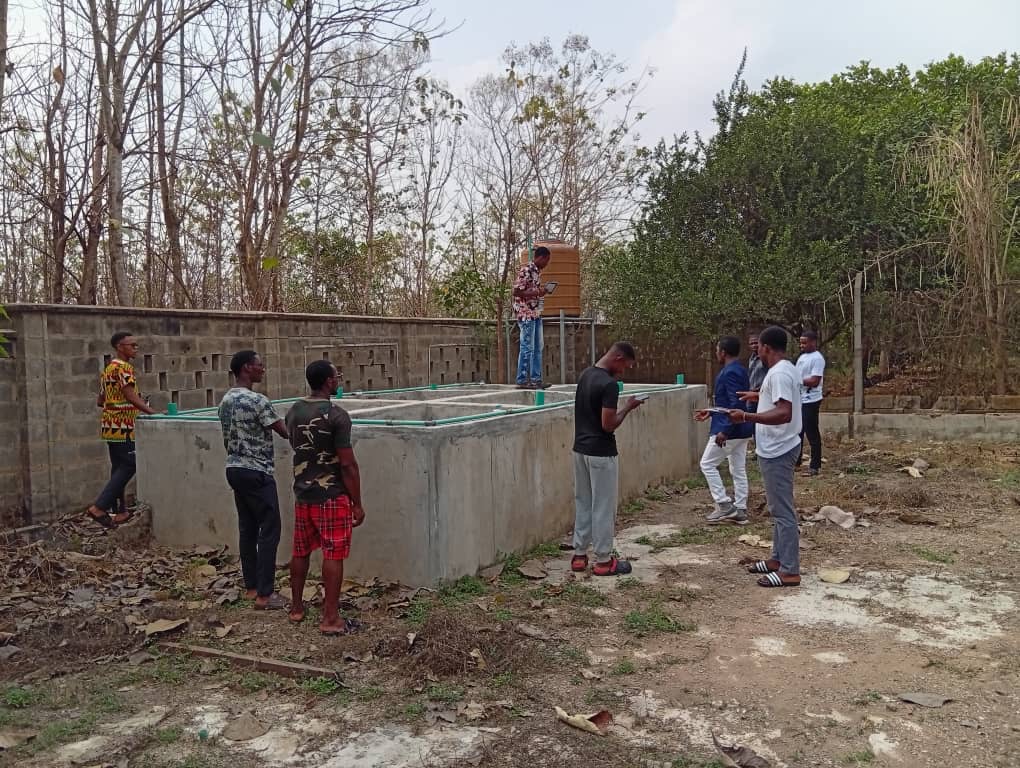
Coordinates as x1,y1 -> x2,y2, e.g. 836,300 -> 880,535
86,331 -> 157,529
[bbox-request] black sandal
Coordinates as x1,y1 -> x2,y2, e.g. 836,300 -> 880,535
86,510 -> 116,529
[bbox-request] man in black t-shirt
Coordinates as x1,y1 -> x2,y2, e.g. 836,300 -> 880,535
285,360 -> 364,636
571,342 -> 644,576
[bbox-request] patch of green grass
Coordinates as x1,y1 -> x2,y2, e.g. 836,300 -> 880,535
405,595 -> 432,627
178,757 -> 215,768
493,608 -> 513,622
491,671 -> 515,689
619,498 -> 646,519
616,576 -> 642,590
403,701 -> 426,718
623,603 -> 696,637
426,684 -> 464,704
634,526 -> 742,551
438,575 -> 487,605
913,546 -> 954,564
28,714 -> 98,753
644,487 -> 668,502
851,691 -> 882,706
91,691 -> 125,714
356,686 -> 384,702
842,749 -> 875,765
1000,469 -> 1020,488
300,676 -> 345,696
149,654 -> 201,685
238,671 -> 275,693
2,686 -> 36,709
680,475 -> 708,490
610,659 -> 636,676
156,726 -> 183,744
559,582 -> 607,607
558,645 -> 587,664
525,541 -> 561,559
844,464 -> 872,475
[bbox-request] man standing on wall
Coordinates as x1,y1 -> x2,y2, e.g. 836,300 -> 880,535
86,331 -> 157,529
726,326 -> 802,588
512,245 -> 551,389
286,361 -> 365,636
694,336 -> 752,525
219,350 -> 290,610
796,330 -> 826,477
571,342 -> 644,576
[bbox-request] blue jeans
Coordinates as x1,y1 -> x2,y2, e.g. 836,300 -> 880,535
516,318 -> 543,384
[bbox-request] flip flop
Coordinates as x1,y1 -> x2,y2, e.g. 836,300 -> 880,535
288,608 -> 306,624
253,593 -> 289,611
321,618 -> 361,636
745,560 -> 779,574
757,572 -> 800,588
86,510 -> 116,530
112,509 -> 135,525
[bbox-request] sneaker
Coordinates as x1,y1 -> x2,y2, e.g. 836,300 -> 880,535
719,507 -> 750,526
802,468 -> 819,477
705,503 -> 733,523
515,382 -> 531,389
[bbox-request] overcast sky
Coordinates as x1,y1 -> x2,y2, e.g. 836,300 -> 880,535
425,0 -> 1020,144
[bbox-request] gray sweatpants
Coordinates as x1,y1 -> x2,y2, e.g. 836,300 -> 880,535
758,445 -> 800,575
572,452 -> 619,563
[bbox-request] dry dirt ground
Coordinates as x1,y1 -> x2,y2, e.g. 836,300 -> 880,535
2,436 -> 1019,768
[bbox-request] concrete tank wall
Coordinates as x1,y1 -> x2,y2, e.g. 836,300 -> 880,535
137,384 -> 708,586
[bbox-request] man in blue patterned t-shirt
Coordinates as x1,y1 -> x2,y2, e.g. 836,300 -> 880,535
218,350 -> 289,610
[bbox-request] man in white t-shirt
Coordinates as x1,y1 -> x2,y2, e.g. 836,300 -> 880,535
726,325 -> 802,588
795,330 -> 825,477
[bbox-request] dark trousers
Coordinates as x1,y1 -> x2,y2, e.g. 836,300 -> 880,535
799,401 -> 822,471
225,467 -> 281,598
94,440 -> 136,513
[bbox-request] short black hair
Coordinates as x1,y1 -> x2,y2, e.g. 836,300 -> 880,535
800,329 -> 818,341
306,359 -> 337,390
110,331 -> 133,348
230,349 -> 260,376
718,336 -> 741,357
610,341 -> 636,361
758,326 -> 789,353
534,246 -> 551,259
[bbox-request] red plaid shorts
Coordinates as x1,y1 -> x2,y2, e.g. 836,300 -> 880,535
293,496 -> 353,561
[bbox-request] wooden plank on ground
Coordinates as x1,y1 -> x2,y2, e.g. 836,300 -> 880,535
157,642 -> 340,680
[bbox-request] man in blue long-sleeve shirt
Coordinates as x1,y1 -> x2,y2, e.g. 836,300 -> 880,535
694,336 -> 753,525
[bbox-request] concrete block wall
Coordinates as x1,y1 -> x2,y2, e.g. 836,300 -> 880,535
3,304 -> 712,526
0,353 -> 20,526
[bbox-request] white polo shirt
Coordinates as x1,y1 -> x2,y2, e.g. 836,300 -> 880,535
755,359 -> 802,459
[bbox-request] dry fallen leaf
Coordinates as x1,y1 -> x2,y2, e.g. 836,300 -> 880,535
478,563 -> 505,581
712,732 -> 772,767
554,706 -> 612,736
459,701 -> 487,721
213,622 -> 237,639
899,466 -> 924,479
222,711 -> 270,741
406,632 -> 418,649
517,559 -> 548,580
818,569 -> 851,584
143,618 -> 188,637
516,623 -> 550,641
469,648 -> 488,670
0,728 -> 37,750
580,668 -> 602,680
898,692 -> 952,708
